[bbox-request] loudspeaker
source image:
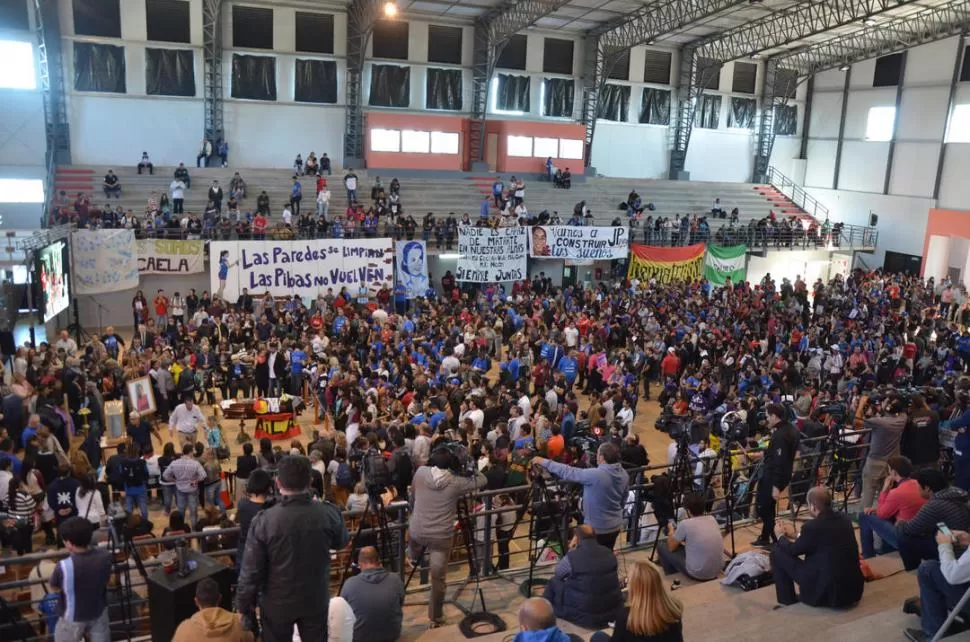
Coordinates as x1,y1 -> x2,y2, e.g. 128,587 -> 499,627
147,550 -> 234,642
869,213 -> 879,226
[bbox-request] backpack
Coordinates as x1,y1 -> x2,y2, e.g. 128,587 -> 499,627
364,451 -> 392,490
334,461 -> 355,489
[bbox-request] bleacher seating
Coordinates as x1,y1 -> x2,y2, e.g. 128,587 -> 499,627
55,165 -> 814,237
412,552 -> 922,642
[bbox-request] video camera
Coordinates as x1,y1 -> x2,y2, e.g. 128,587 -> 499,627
433,440 -> 477,477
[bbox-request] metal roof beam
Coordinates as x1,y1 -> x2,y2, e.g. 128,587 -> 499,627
696,0 -> 927,62
775,1 -> 970,75
591,0 -> 750,56
479,0 -> 574,45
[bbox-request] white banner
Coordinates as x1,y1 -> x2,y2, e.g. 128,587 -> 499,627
457,227 -> 527,283
396,240 -> 429,299
71,230 -> 139,295
209,239 -> 394,302
529,226 -> 629,260
137,239 -> 205,274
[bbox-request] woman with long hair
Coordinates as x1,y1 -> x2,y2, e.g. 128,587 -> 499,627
591,561 -> 683,642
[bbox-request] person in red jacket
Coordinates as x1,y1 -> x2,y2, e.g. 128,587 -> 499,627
660,348 -> 680,378
858,455 -> 927,558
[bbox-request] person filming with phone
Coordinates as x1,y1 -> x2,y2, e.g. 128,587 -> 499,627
907,525 -> 970,642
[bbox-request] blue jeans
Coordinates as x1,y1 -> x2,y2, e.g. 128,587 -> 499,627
919,559 -> 970,637
347,189 -> 357,203
175,489 -> 200,528
590,633 -> 610,642
161,485 -> 174,513
858,512 -> 899,558
899,531 -> 940,571
267,378 -> 281,397
125,486 -> 149,517
55,609 -> 110,642
203,482 -> 224,513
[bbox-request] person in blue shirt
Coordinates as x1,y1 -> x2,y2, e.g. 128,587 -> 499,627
492,177 -> 504,208
290,176 -> 303,215
21,415 -> 40,449
333,311 -> 347,336
290,346 -> 307,395
480,197 -> 490,220
561,405 -> 576,442
394,284 -> 408,315
557,350 -> 579,387
545,157 -> 554,182
0,439 -> 22,473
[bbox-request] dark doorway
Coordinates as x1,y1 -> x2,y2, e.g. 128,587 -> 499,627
563,265 -> 577,289
883,250 -> 922,276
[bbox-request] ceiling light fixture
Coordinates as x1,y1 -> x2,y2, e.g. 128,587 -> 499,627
863,17 -> 877,26
750,52 -> 761,59
839,64 -> 850,71
383,1 -> 398,18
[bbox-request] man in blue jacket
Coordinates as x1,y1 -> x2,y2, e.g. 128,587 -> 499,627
513,598 -> 571,642
543,525 -> 623,629
533,442 -> 629,549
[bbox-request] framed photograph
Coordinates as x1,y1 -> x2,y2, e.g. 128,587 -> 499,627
104,400 -> 126,442
127,376 -> 157,417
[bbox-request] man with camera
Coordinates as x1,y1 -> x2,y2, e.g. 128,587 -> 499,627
532,442 -> 629,549
752,403 -> 799,547
409,445 -> 486,628
861,393 -> 908,510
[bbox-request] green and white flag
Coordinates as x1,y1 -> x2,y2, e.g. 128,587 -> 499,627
705,245 -> 747,286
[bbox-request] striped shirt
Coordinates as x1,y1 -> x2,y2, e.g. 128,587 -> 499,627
50,548 -> 112,622
9,490 -> 35,520
161,455 -> 206,492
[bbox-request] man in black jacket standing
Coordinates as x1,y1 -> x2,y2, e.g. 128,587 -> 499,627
753,403 -> 799,547
237,455 -> 348,642
771,487 -> 864,607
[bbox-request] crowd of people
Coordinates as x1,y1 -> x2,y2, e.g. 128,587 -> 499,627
4,246 -> 970,639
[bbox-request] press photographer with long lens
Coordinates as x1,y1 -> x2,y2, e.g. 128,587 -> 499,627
532,442 -> 629,549
409,444 -> 487,628
751,404 -> 799,547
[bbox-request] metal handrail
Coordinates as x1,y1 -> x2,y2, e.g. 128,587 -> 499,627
765,165 -> 830,221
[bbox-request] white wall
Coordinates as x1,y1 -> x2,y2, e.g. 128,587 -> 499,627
224,102 -> 345,169
804,35 -> 966,200
746,249 -> 835,289
591,122 -> 668,178
804,186 -> 934,267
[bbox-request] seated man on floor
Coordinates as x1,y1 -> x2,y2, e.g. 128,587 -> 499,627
174,162 -> 191,189
771,487 -> 864,608
103,169 -> 121,199
859,455 -> 927,559
513,598 -> 572,642
658,493 -> 723,581
137,151 -> 153,175
339,546 -> 404,642
544,524 -> 623,630
906,527 -> 970,642
173,577 -> 253,642
896,468 -> 970,570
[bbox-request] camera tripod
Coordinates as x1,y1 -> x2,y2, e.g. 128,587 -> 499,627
338,487 -> 400,591
107,518 -> 149,641
515,471 -> 580,598
403,493 -> 505,638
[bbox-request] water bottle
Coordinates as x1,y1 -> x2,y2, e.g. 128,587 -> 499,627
176,537 -> 188,576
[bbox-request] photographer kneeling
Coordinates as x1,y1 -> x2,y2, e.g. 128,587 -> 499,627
533,442 -> 629,549
410,446 -> 487,628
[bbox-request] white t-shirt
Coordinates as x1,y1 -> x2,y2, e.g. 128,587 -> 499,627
345,175 -> 358,190
282,208 -> 292,225
564,326 -> 579,347
76,488 -> 106,524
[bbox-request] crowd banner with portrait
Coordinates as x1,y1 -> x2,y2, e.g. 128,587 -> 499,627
396,240 -> 429,299
209,239 -> 394,301
457,227 -> 527,283
528,226 -> 629,260
127,376 -> 157,416
627,243 -> 705,284
704,245 -> 748,286
137,239 -> 205,274
71,229 -> 138,295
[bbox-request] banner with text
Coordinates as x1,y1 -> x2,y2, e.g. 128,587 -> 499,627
457,227 -> 527,282
529,226 -> 628,260
704,245 -> 747,286
137,239 -> 205,275
209,239 -> 394,301
627,243 -> 705,284
72,230 -> 139,295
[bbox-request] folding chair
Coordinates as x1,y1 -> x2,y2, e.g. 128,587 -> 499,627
932,584 -> 970,642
